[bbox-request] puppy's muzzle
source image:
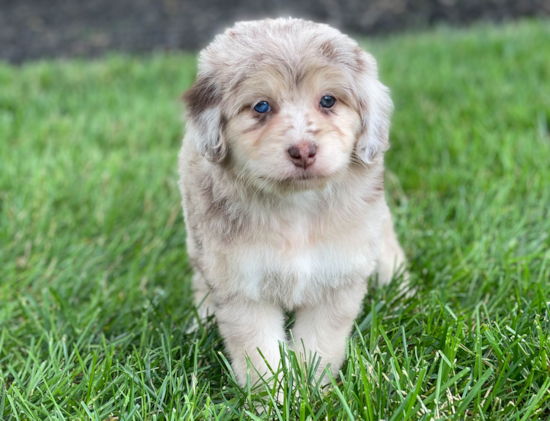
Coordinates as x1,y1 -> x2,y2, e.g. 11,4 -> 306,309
288,141 -> 317,169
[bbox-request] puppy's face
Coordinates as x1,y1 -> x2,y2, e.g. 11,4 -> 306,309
225,65 -> 362,190
184,19 -> 393,192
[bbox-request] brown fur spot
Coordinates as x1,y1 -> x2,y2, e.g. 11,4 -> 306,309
242,110 -> 274,134
199,176 -> 248,244
219,115 -> 228,131
374,171 -> 385,192
182,74 -> 221,120
254,112 -> 272,125
362,171 -> 385,203
320,40 -> 338,61
230,74 -> 247,92
189,227 -> 204,253
319,106 -> 336,117
294,68 -> 306,86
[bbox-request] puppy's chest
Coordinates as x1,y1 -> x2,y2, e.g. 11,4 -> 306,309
227,211 -> 376,307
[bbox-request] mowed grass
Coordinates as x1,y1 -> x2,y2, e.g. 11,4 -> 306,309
1,19 -> 550,420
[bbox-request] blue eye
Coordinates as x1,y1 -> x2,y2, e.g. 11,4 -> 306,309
254,101 -> 271,113
320,95 -> 336,108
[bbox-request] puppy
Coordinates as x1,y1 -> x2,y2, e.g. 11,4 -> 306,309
178,18 -> 406,388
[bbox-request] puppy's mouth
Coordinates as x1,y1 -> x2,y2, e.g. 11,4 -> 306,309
275,169 -> 332,189
288,170 -> 318,181
258,172 -> 320,183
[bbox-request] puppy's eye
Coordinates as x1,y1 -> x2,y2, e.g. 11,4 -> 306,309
253,101 -> 271,113
320,95 -> 336,108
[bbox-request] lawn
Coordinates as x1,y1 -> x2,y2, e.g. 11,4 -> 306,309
1,19 -> 549,420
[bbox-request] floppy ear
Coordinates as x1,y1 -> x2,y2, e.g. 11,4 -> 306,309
183,73 -> 227,163
355,54 -> 394,163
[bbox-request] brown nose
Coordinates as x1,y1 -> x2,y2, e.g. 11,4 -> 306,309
288,142 -> 317,169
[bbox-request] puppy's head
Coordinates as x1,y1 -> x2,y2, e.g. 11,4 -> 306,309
184,18 -> 392,191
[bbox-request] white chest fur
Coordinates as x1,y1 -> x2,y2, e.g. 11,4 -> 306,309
221,192 -> 384,308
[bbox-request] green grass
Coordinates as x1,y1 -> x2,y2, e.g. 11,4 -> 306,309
1,19 -> 550,420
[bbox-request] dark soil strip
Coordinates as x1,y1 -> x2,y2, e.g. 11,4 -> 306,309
1,0 -> 549,63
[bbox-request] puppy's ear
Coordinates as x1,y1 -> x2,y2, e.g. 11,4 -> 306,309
183,73 -> 227,163
355,53 -> 394,163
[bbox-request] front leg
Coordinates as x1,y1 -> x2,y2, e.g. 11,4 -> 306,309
291,282 -> 366,384
215,296 -> 287,387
